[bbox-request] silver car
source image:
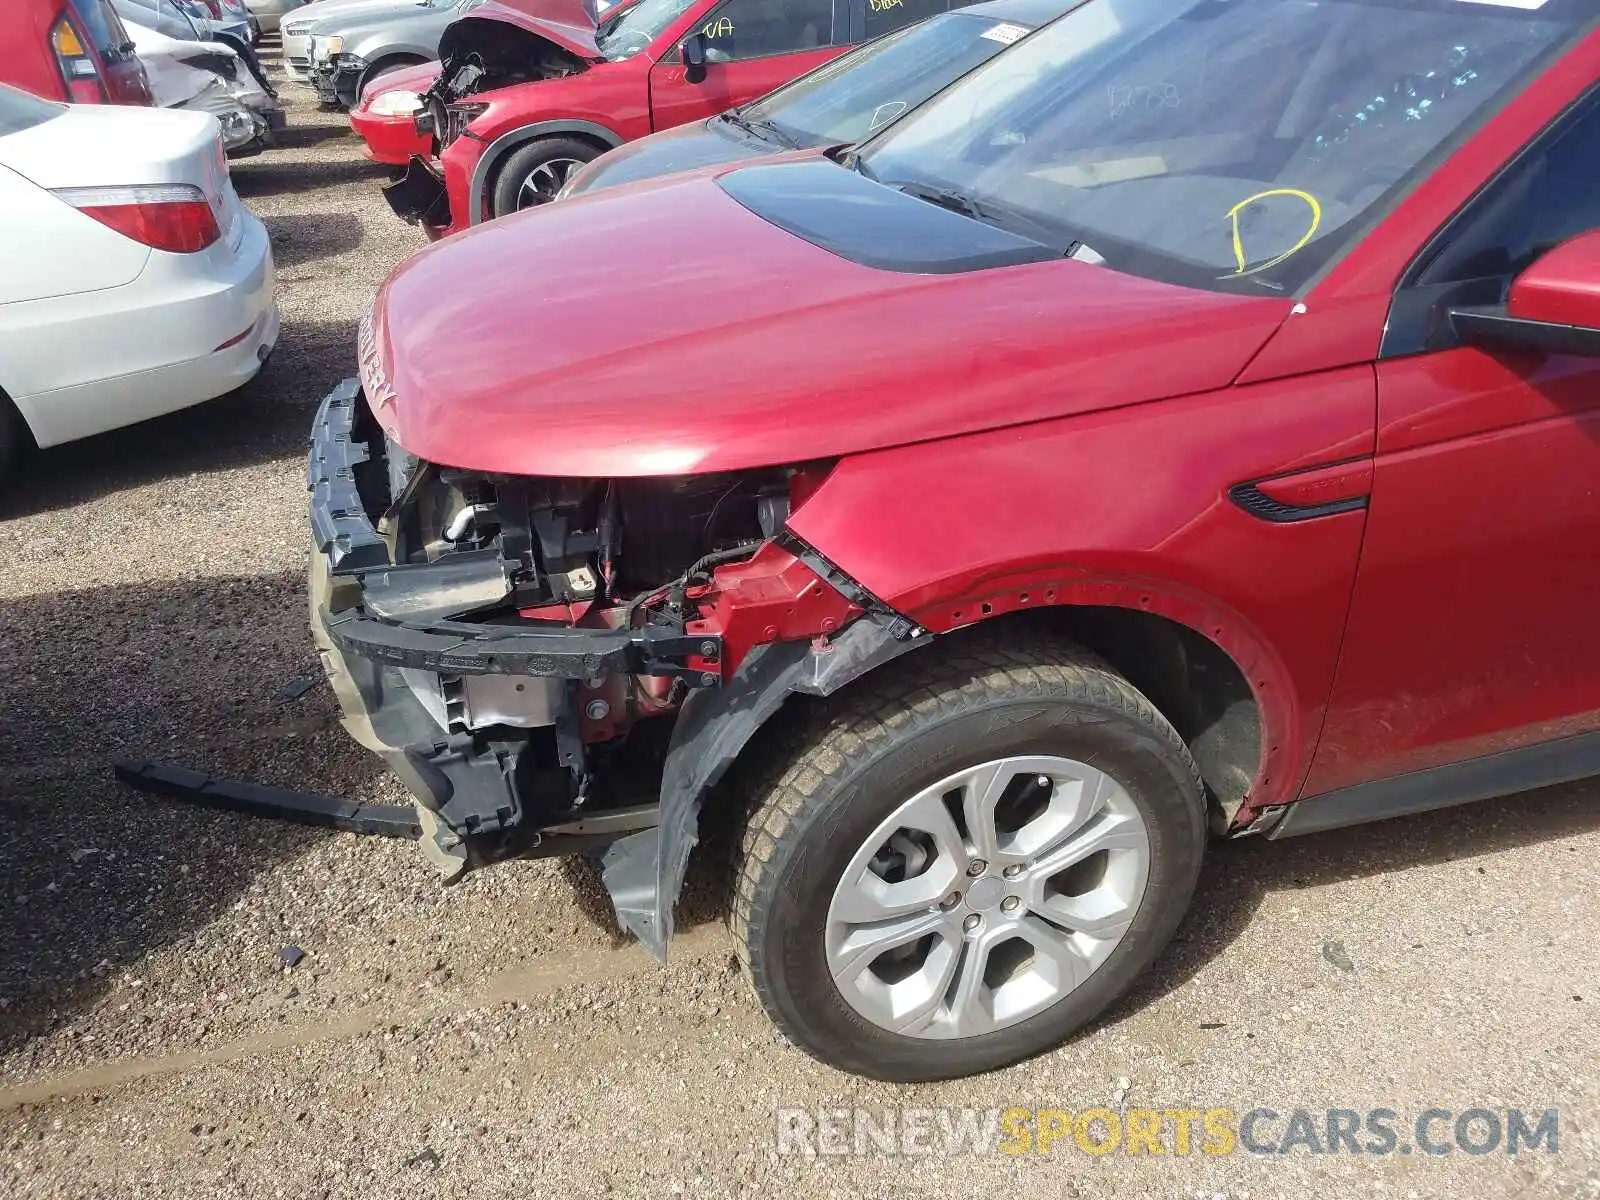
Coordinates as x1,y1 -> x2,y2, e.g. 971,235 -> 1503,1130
280,0 -> 449,88
294,0 -> 617,107
243,0 -> 310,33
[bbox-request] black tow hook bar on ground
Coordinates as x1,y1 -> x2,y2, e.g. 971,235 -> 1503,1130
112,760 -> 421,839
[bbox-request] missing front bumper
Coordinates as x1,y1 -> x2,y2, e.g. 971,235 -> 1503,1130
306,380 -> 713,876
383,155 -> 450,228
305,379 -> 900,958
312,60 -> 364,107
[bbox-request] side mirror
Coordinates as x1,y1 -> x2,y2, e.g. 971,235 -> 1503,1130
1450,230 -> 1600,356
681,32 -> 707,84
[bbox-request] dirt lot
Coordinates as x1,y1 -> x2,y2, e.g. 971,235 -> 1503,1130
1,46 -> 1597,1200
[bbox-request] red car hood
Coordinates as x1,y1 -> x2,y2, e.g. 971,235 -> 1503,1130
370,167 -> 1295,478
363,60 -> 440,101
446,0 -> 604,60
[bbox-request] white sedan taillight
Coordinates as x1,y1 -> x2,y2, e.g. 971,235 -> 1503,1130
51,184 -> 222,254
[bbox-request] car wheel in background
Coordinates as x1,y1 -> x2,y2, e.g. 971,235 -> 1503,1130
490,138 -> 601,218
729,630 -> 1208,1082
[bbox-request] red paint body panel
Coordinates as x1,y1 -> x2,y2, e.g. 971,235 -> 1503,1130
788,369 -> 1377,805
647,45 -> 839,130
1304,347 -> 1600,795
350,63 -> 439,165
371,169 -> 1292,477
0,0 -> 152,104
686,541 -> 864,682
1253,459 -> 1373,509
438,129 -> 490,231
1508,230 -> 1600,328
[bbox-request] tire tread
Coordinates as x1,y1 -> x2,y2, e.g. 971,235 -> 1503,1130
728,627 -> 1205,1064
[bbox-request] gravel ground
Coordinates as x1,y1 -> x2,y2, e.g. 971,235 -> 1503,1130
1,48 -> 1597,1200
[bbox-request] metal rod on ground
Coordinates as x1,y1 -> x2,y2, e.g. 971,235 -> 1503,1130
112,760 -> 421,839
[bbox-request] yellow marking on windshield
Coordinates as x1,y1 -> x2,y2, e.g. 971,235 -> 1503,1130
1226,188 -> 1322,277
703,15 -> 734,36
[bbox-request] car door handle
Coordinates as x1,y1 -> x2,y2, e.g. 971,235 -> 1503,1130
1229,458 -> 1373,523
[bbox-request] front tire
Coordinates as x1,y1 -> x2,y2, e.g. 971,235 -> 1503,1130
730,630 -> 1207,1081
489,138 -> 600,218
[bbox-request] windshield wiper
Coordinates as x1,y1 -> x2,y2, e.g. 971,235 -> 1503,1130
882,179 -> 989,221
846,149 -> 878,180
719,111 -> 799,149
881,175 -> 1106,262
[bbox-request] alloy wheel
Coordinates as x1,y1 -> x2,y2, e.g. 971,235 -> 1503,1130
515,158 -> 584,209
824,755 -> 1151,1040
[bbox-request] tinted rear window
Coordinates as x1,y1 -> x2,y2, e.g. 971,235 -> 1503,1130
0,85 -> 66,136
71,0 -> 131,53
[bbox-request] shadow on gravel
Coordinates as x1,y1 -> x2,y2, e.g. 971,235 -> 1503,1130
0,569 -> 383,1060
232,157 -> 386,198
1112,774 -> 1600,1023
561,749 -> 1600,1009
0,318 -> 359,520
264,212 -> 365,269
272,124 -> 355,151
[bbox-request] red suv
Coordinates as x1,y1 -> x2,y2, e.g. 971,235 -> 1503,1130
313,0 -> 1600,1081
2,0 -> 152,105
383,0 -> 962,234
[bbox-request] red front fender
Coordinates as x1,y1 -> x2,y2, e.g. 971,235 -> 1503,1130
786,370 -> 1380,811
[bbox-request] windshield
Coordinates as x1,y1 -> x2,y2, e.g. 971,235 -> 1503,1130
742,12 -> 1035,147
114,0 -> 204,40
857,0 -> 1592,293
0,85 -> 66,136
598,0 -> 698,59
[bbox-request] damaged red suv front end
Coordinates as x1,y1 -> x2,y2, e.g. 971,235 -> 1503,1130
308,311 -> 886,957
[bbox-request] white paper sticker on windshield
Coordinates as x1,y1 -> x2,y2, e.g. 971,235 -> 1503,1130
981,22 -> 1030,44
1456,0 -> 1548,9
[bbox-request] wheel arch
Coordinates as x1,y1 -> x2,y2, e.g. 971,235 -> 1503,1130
948,602 -> 1268,831
598,580 -> 1284,962
467,121 -> 623,224
357,51 -> 430,94
900,574 -> 1293,825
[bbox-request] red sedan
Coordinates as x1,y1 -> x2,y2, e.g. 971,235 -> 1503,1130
348,60 -> 439,166
382,0 -> 961,235
313,0 -> 1600,1080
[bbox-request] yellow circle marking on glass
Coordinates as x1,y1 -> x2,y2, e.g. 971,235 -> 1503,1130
1226,188 -> 1322,277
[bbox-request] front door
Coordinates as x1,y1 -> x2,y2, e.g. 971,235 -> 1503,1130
647,0 -> 847,131
1305,87 -> 1600,796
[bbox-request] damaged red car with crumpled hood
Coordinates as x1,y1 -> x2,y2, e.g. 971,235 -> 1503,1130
348,0 -> 636,168
312,0 -> 1600,1082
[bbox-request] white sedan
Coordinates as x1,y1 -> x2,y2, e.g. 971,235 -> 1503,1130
0,85 -> 277,481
